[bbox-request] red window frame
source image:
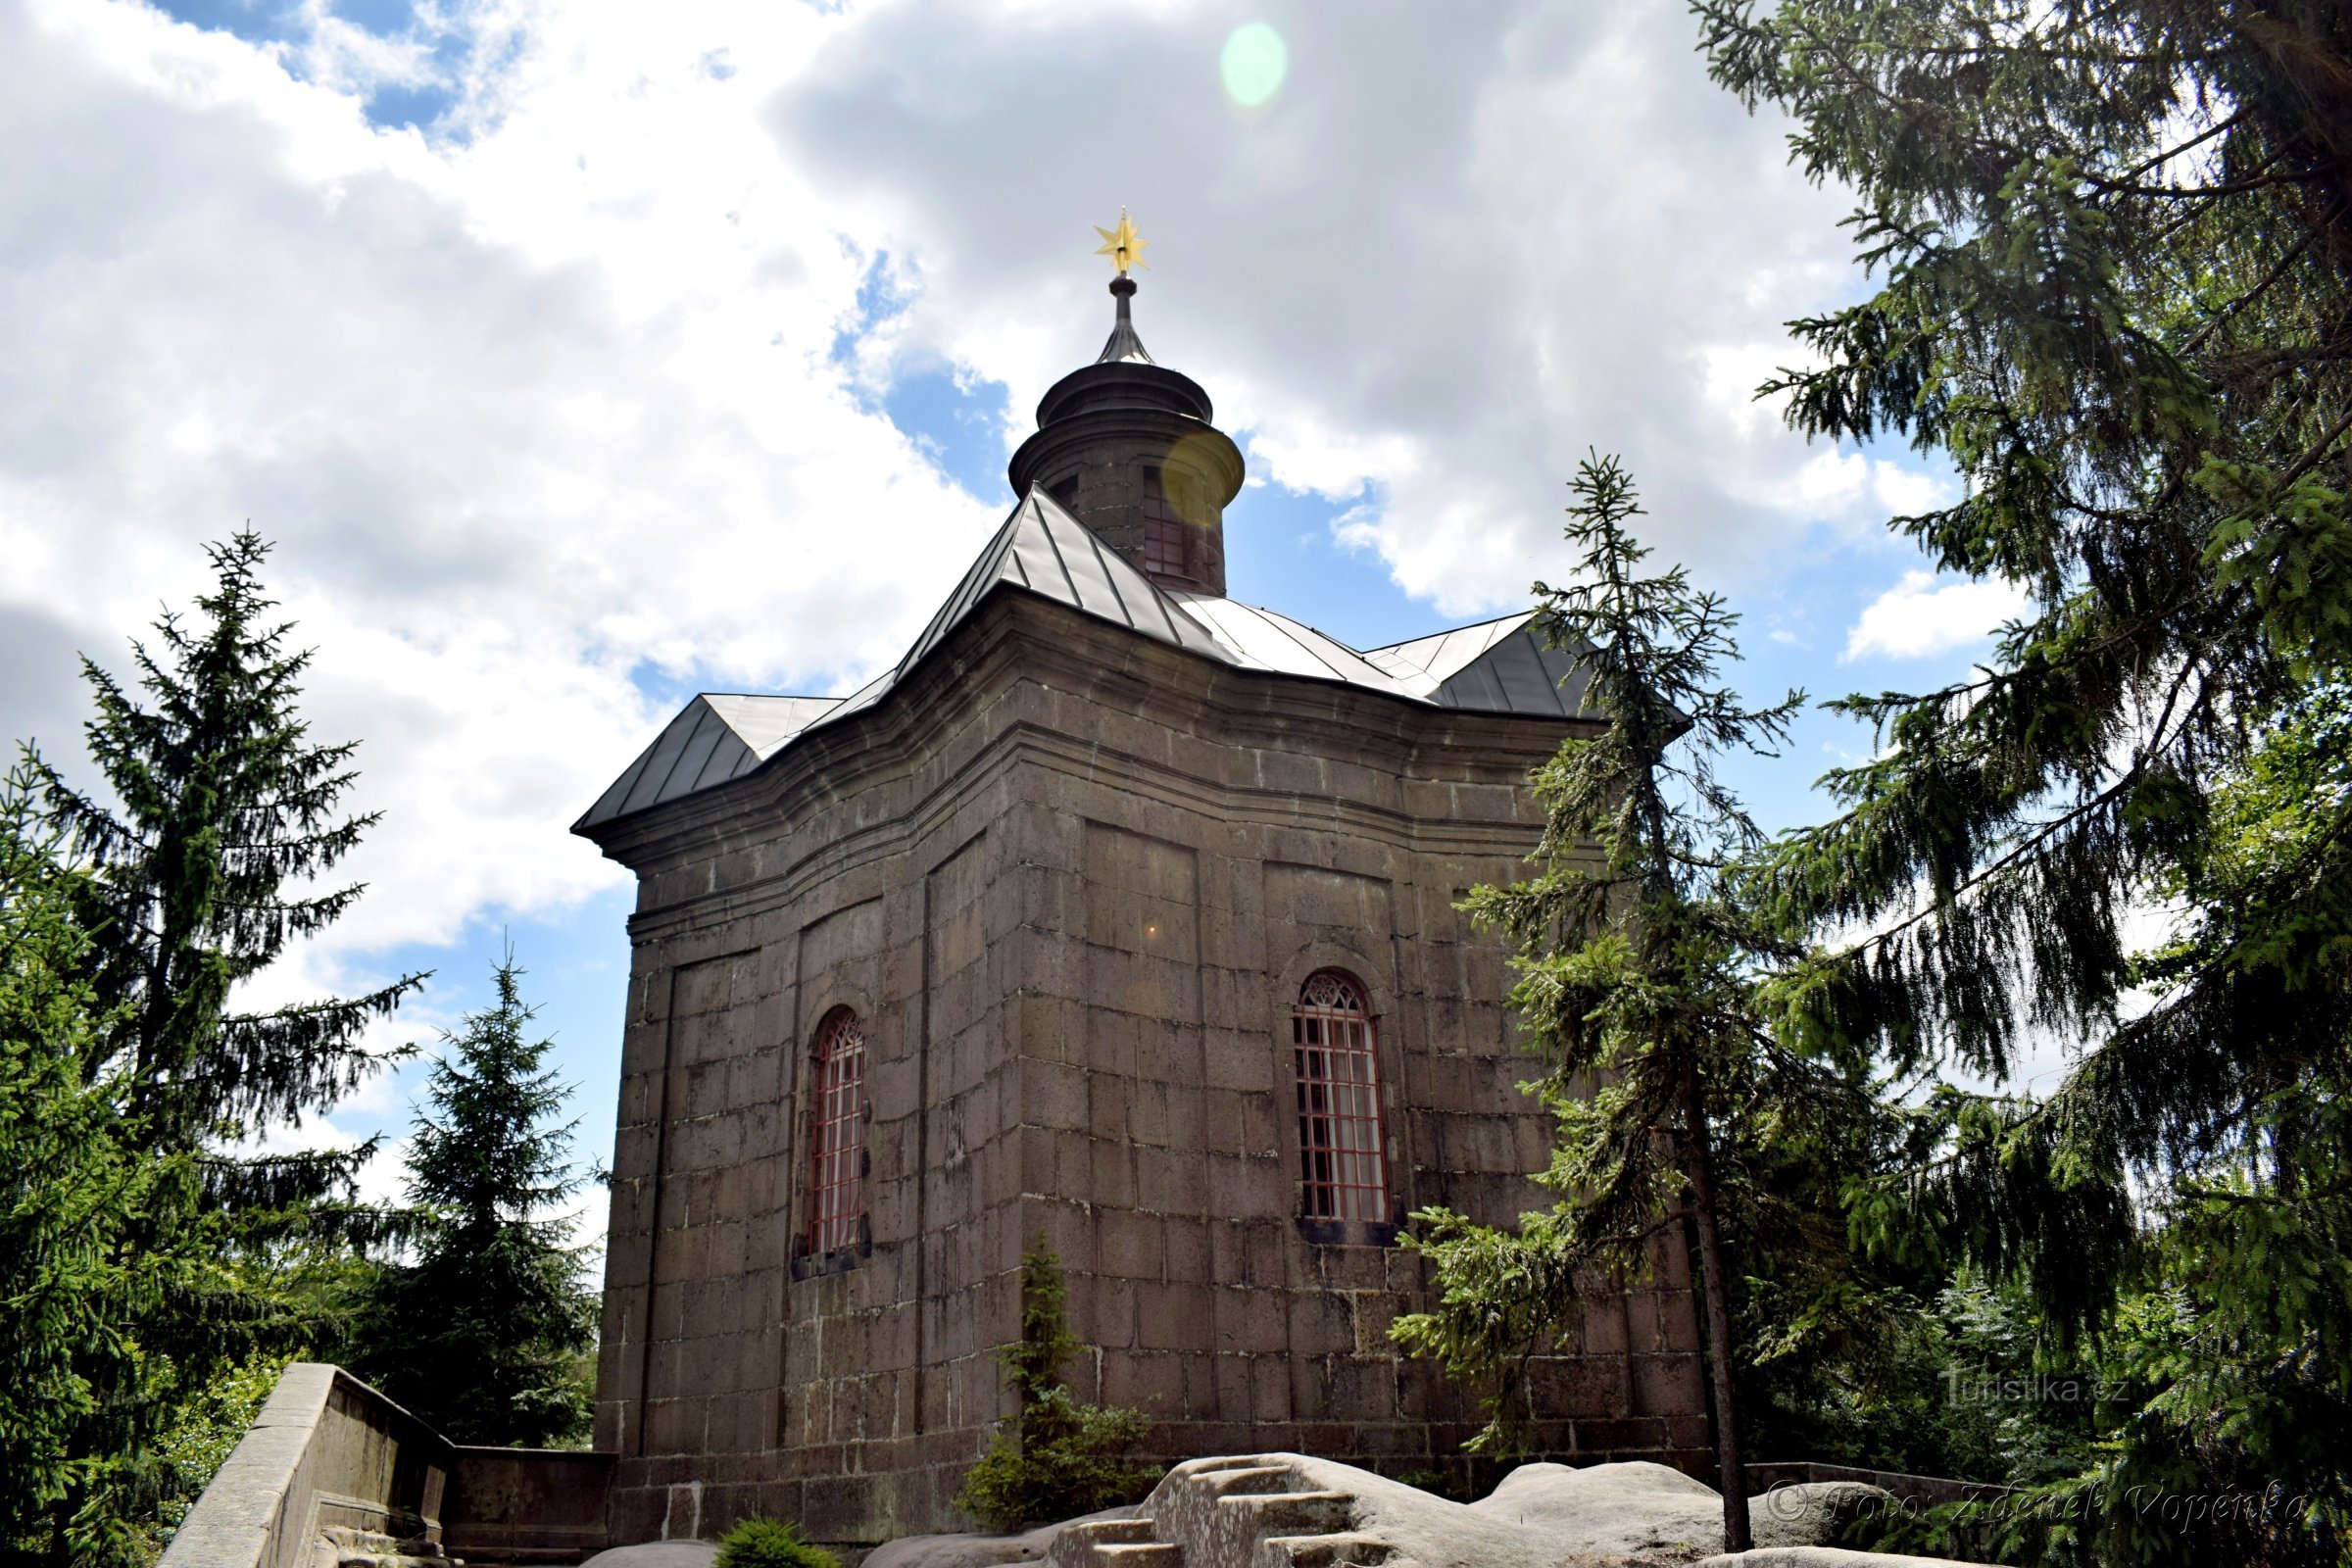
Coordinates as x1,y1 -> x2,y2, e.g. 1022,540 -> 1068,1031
1292,970 -> 1389,1222
804,1007 -> 867,1255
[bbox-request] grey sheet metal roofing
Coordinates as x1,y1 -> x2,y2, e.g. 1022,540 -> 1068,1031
576,489 -> 1592,831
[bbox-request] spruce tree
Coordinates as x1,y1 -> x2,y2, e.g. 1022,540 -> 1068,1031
33,530 -> 420,1175
343,953 -> 595,1447
954,1237 -> 1158,1532
0,768 -> 154,1558
22,530 -> 422,1562
1396,457 -> 1809,1552
1692,0 -> 2351,1310
1690,3 -> 2352,1557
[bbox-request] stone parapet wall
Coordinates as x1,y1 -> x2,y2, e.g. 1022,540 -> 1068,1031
160,1363 -> 613,1568
161,1363 -> 450,1568
445,1446 -> 617,1565
1745,1462 -> 2016,1509
167,1363 -> 620,1568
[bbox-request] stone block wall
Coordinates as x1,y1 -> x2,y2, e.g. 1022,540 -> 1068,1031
583,592 -> 1709,1545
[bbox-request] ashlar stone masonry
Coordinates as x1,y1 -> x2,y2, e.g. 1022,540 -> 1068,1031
572,277 -> 1709,1547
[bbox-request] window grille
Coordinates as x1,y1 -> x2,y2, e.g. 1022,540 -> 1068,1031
1292,970 -> 1389,1222
805,1007 -> 866,1255
1139,465 -> 1191,579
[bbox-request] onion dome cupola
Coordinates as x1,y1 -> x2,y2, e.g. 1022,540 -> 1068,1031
1007,212 -> 1246,597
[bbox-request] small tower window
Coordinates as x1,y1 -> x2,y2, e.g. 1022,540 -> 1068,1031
1291,970 -> 1389,1222
804,1007 -> 867,1256
1139,465 -> 1191,580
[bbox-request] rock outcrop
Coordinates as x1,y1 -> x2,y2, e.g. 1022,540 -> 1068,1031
1691,1552 -> 1995,1568
1025,1453 -> 1984,1568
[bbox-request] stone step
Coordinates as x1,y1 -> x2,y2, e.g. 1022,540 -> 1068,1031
1258,1532 -> 1395,1568
1048,1518 -> 1162,1568
318,1527 -> 460,1568
1093,1544 -> 1182,1568
1215,1490 -> 1354,1536
1191,1464 -> 1298,1499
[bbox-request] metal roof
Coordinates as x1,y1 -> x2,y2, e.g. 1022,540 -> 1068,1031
576,490 -> 1591,831
577,694 -> 841,828
1365,612 -> 1595,717
1098,276 -> 1153,365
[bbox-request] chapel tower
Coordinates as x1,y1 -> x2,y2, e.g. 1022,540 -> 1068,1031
1005,264 -> 1245,597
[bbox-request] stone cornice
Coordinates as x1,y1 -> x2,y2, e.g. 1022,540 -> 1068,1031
592,589 -> 1599,939
619,713 -> 1576,944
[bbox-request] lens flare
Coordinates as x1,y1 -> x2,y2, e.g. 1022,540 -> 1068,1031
1220,22 -> 1288,110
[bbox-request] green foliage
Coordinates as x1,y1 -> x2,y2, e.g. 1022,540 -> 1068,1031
1695,0 -> 2351,1315
341,952 -> 596,1447
1687,6 -> 2352,1558
3,533 -> 420,1563
31,531 -> 422,1173
1394,458 -> 1858,1553
954,1238 -> 1158,1532
137,1351 -> 294,1559
1763,1276 -> 2101,1491
712,1516 -> 840,1568
0,769 -> 155,1558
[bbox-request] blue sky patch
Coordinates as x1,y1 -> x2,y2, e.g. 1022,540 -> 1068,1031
881,367 -> 1011,503
828,248 -> 911,375
147,0 -> 472,133
362,75 -> 462,133
333,887 -> 634,1226
147,0 -> 307,45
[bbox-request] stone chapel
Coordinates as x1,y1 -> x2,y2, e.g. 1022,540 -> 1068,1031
571,246 -> 1709,1545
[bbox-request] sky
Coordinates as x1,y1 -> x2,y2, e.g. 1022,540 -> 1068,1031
0,0 -> 2044,1252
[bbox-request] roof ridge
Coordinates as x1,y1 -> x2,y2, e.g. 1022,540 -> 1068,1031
893,496 -> 1031,682
578,511 -> 1590,835
1360,607 -> 1536,656
699,689 -> 841,702
1031,488 -> 1225,652
1218,599 -> 1358,650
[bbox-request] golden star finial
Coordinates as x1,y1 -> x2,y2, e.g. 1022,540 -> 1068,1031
1093,210 -> 1149,275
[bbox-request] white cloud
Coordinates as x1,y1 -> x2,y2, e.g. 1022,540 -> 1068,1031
759,0 -> 1908,612
0,0 -> 1000,967
1844,570 -> 2031,662
0,0 -> 1989,1203
0,0 -> 1929,968
1873,461 -> 1953,516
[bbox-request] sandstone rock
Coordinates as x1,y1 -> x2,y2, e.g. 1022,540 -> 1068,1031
1035,1453 -> 1926,1568
1466,1459 -> 1728,1559
1138,1455 -> 1541,1568
1690,1548 -> 1998,1568
863,1507 -> 1140,1568
578,1544 -> 719,1568
1749,1483 -> 1894,1549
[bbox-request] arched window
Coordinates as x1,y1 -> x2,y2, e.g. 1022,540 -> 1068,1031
804,1007 -> 867,1256
1291,970 -> 1389,1222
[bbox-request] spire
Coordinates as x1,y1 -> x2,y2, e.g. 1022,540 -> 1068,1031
1098,276 -> 1154,365
1092,209 -> 1154,364
1008,214 -> 1245,596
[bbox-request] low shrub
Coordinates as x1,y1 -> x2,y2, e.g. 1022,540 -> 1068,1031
953,1237 -> 1160,1532
713,1516 -> 840,1568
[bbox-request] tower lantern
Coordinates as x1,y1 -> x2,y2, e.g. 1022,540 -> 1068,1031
1006,214 -> 1245,597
